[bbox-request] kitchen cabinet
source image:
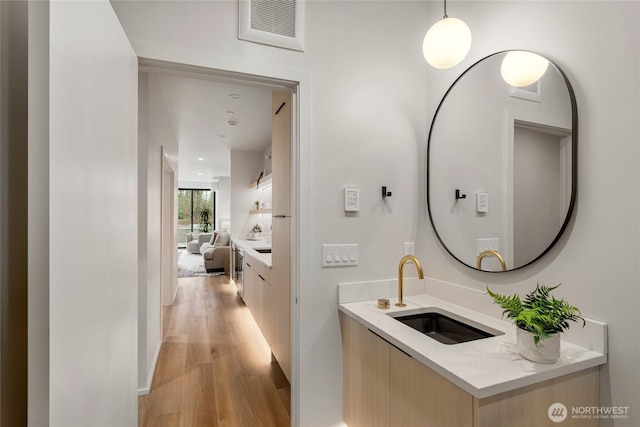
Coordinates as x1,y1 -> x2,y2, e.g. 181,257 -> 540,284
341,313 -> 599,427
270,90 -> 292,381
271,216 -> 291,381
240,90 -> 292,383
242,251 -> 277,364
243,254 -> 256,312
272,91 -> 291,217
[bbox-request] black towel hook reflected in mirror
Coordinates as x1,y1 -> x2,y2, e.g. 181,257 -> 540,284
455,189 -> 466,200
382,186 -> 392,199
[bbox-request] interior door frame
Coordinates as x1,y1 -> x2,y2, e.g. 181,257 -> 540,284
160,147 -> 177,310
140,58 -> 305,426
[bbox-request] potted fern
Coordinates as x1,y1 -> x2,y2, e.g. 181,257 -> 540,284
486,284 -> 585,363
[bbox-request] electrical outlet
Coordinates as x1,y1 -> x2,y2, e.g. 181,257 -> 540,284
404,242 -> 415,256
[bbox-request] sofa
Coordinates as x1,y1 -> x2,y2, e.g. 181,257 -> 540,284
186,232 -> 213,254
200,231 -> 231,274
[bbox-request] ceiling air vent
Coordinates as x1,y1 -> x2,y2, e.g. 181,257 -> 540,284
239,0 -> 305,52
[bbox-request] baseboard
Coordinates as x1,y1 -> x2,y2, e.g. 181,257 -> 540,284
138,342 -> 162,396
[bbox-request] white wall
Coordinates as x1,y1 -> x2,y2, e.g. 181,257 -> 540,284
50,1 -> 138,425
178,180 -> 211,189
230,150 -> 266,236
111,1 -> 431,425
217,176 -> 231,230
111,1 -> 640,426
513,126 -> 564,265
137,71 -> 151,391
423,2 -> 640,426
138,71 -> 179,393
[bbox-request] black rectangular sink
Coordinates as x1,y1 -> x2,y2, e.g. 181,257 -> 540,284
254,248 -> 271,254
389,309 -> 503,345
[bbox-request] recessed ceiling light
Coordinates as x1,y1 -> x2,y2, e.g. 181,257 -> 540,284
197,157 -> 204,161
197,172 -> 203,176
226,110 -> 234,115
227,119 -> 238,126
228,94 -> 241,100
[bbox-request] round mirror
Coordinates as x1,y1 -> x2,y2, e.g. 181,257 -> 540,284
427,50 -> 577,272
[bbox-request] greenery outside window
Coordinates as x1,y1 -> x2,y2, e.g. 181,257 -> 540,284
178,189 -> 215,247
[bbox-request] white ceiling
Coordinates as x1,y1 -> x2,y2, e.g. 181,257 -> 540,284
153,73 -> 273,183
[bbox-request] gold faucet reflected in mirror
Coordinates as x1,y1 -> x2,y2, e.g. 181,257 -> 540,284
396,255 -> 425,307
476,250 -> 507,271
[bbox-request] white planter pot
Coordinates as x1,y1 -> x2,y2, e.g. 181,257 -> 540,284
516,328 -> 560,364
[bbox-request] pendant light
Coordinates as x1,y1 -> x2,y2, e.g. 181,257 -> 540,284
422,0 -> 472,69
500,51 -> 550,87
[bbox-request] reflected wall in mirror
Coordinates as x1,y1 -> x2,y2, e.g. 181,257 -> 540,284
427,51 -> 577,272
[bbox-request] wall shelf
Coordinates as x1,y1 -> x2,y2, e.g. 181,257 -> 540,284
250,208 -> 272,214
250,172 -> 273,190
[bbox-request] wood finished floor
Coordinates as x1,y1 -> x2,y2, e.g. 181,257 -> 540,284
139,275 -> 291,427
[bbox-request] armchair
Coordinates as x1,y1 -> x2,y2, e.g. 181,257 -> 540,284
186,232 -> 213,254
200,231 -> 231,274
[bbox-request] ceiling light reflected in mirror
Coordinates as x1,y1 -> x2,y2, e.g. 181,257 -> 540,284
501,51 -> 550,87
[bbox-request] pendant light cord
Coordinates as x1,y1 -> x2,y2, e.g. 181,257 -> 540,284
443,0 -> 448,18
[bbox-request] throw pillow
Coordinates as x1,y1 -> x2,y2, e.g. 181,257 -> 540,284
209,231 -> 219,245
214,232 -> 230,247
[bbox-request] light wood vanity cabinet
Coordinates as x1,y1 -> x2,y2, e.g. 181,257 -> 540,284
342,310 -> 390,427
389,345 -> 472,427
341,313 -> 599,427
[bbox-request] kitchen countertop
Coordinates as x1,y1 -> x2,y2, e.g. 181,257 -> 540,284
339,294 -> 607,399
232,237 -> 272,268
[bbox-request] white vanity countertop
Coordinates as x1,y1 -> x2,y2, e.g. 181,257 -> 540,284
232,237 -> 272,268
339,294 -> 607,399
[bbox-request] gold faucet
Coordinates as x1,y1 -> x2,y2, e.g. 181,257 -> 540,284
396,255 -> 425,307
476,250 -> 507,271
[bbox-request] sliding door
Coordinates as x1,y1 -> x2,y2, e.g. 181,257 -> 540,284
178,188 -> 215,246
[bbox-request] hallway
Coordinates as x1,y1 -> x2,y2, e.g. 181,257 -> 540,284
138,276 -> 291,426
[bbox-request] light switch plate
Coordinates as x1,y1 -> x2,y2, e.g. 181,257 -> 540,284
323,244 -> 358,267
476,192 -> 489,213
476,238 -> 499,255
344,186 -> 360,212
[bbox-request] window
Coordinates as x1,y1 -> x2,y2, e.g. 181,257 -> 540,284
178,189 -> 215,247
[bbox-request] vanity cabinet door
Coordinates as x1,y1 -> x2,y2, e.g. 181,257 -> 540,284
389,346 -> 473,427
341,313 -> 390,427
474,367 -> 599,427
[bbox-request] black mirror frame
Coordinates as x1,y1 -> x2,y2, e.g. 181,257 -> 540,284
426,50 -> 578,272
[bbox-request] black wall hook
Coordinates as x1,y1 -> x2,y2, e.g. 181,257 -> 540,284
382,186 -> 392,199
455,189 -> 466,200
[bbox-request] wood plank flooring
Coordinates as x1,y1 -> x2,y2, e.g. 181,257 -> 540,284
139,275 -> 291,427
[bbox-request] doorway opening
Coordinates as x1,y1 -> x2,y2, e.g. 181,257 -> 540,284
140,58 -> 299,426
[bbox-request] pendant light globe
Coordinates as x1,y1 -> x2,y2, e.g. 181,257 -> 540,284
423,17 -> 472,69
